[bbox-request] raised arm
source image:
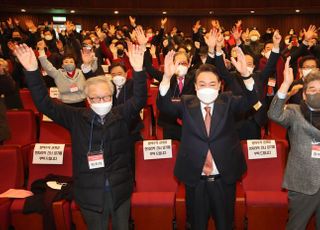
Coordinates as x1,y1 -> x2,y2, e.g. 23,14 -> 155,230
14,44 -> 76,129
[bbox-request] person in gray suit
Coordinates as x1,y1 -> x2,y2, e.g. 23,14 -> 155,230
268,56 -> 320,230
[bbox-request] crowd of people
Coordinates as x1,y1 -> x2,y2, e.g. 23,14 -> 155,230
2,15 -> 320,230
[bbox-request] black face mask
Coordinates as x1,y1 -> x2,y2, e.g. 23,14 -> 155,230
12,37 -> 22,42
300,100 -> 320,130
306,93 -> 320,111
117,49 -> 124,57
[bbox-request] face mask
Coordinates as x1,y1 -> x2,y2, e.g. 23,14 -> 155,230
306,93 -> 320,111
175,65 -> 188,76
250,36 -> 259,42
197,88 -> 219,104
117,49 -> 124,57
302,68 -> 313,78
90,101 -> 113,116
264,50 -> 271,59
44,35 -> 53,41
112,75 -> 126,87
247,66 -> 254,75
12,37 -> 22,42
224,36 -> 230,40
63,63 -> 76,72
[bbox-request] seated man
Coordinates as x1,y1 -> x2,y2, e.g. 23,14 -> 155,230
14,42 -> 147,230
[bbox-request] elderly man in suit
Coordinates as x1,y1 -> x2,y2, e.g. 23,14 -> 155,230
268,57 -> 320,230
157,47 -> 259,230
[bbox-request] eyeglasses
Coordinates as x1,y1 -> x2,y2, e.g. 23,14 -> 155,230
88,95 -> 112,103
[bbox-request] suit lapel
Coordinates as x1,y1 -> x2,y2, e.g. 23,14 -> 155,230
210,98 -> 225,139
188,98 -> 207,138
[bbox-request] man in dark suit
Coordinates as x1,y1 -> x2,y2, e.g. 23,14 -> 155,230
212,30 -> 282,139
144,49 -> 196,140
157,47 -> 259,230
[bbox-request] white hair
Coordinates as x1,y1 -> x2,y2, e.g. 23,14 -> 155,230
84,75 -> 114,96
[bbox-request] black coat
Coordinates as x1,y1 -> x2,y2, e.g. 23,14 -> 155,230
24,69 -> 147,212
157,83 -> 259,186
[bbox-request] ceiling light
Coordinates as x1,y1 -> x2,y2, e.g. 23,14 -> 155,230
162,11 -> 167,15
209,11 -> 214,15
21,9 -> 26,12
295,9 -> 300,13
250,10 -> 255,14
70,10 -> 75,13
114,11 -> 119,14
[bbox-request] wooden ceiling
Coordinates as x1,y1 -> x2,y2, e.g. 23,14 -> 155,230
1,0 -> 320,16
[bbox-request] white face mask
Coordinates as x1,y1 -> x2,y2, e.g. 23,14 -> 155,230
285,39 -> 290,45
196,88 -> 219,104
247,66 -> 254,75
112,75 -> 126,87
250,36 -> 259,42
302,68 -> 313,78
264,50 -> 271,59
175,65 -> 188,76
224,36 -> 230,40
44,35 -> 53,41
90,101 -> 113,116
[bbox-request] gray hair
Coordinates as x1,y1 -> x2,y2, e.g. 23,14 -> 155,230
84,75 -> 114,96
303,69 -> 320,92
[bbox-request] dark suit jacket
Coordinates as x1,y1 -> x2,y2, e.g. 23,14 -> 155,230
215,51 -> 280,127
112,79 -> 143,138
157,85 -> 259,186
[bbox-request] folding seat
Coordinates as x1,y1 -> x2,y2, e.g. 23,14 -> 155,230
0,146 -> 24,230
10,144 -> 73,230
265,120 -> 287,140
19,89 -> 39,117
140,106 -> 155,140
131,140 -> 179,230
39,121 -> 71,144
147,86 -> 159,119
241,140 -> 288,230
4,109 -> 37,168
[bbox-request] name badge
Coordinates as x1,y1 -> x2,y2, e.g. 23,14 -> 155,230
70,84 -> 79,93
311,141 -> 320,158
171,97 -> 181,103
87,151 -> 105,169
268,78 -> 276,87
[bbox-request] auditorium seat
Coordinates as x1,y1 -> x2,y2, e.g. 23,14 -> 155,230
241,140 -> 288,230
0,146 -> 24,230
265,120 -> 287,140
141,106 -> 155,140
19,89 -> 39,116
131,140 -> 179,230
10,144 -> 73,230
39,121 -> 71,144
4,109 -> 37,168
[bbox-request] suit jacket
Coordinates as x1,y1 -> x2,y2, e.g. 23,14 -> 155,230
215,51 -> 280,127
288,78 -> 304,104
157,85 -> 259,186
113,79 -> 143,137
268,95 -> 320,195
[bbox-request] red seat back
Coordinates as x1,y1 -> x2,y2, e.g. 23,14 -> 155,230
135,140 -> 179,192
266,120 -> 287,140
27,144 -> 73,189
0,146 -> 24,192
4,110 -> 37,146
19,89 -> 39,116
241,140 -> 288,192
141,107 -> 154,139
39,121 -> 71,144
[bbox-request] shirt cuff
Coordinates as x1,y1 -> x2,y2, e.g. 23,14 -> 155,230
243,78 -> 255,91
215,51 -> 224,56
272,47 -> 280,53
159,80 -> 170,96
208,52 -> 215,58
277,91 -> 287,99
81,64 -> 92,74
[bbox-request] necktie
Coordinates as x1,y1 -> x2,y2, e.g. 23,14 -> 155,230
116,87 -> 121,98
203,106 -> 214,175
178,77 -> 184,93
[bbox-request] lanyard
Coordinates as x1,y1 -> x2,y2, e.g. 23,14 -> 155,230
88,115 -> 104,153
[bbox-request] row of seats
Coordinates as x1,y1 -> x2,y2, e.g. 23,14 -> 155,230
2,139 -> 317,230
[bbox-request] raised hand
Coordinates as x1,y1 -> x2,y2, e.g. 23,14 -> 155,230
216,32 -> 224,50
303,25 -> 317,42
288,84 -> 303,97
211,20 -> 221,31
161,17 -> 168,27
163,50 -> 176,81
192,20 -> 201,33
81,49 -> 95,65
36,40 -> 46,50
56,40 -> 64,51
235,20 -> 242,28
232,26 -> 242,43
108,24 -> 116,36
241,28 -> 250,42
135,26 -> 148,46
14,44 -> 38,71
7,18 -> 13,27
204,29 -> 218,52
13,18 -> 20,26
283,56 -> 294,88
129,16 -> 136,26
96,29 -> 107,42
231,47 -> 250,77
273,30 -> 282,48
127,42 -> 145,72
